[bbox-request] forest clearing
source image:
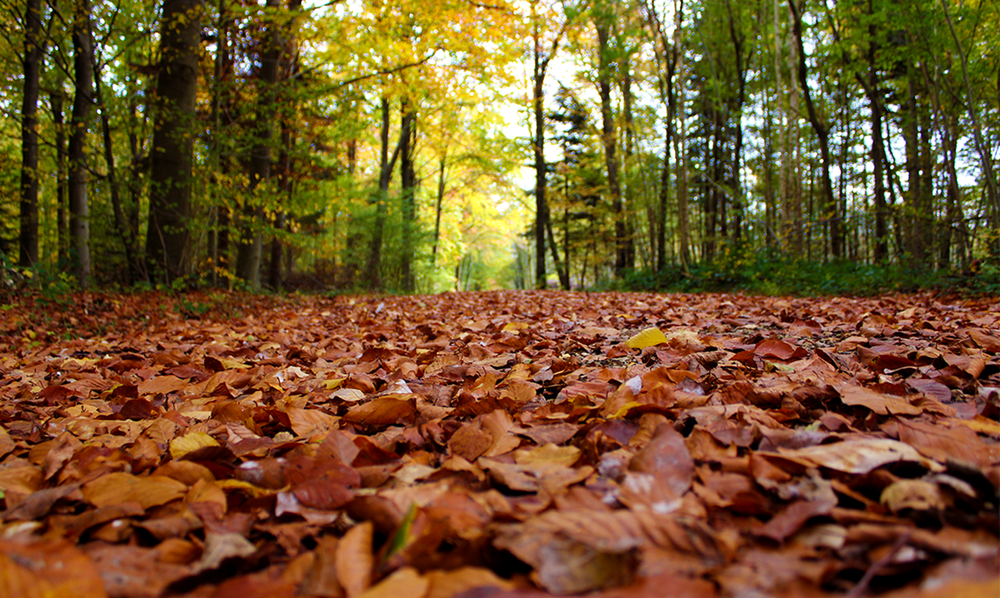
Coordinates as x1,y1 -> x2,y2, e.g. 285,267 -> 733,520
0,289 -> 997,597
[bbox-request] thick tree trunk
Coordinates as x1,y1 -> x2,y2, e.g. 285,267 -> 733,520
19,0 -> 42,269
236,0 -> 281,288
69,0 -> 94,288
146,0 -> 203,284
266,0 -> 301,290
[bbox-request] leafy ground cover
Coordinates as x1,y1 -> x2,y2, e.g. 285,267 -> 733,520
0,290 -> 997,598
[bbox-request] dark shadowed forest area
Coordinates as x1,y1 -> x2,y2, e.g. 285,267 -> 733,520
0,0 -> 997,296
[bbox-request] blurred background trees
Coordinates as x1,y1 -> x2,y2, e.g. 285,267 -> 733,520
0,0 -> 996,294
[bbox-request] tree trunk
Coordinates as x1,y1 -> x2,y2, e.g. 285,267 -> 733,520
432,152 -> 446,266
545,218 -> 570,289
69,0 -> 94,288
366,97 -> 409,290
209,0 -> 232,287
788,0 -> 841,259
596,18 -> 626,276
621,55 -> 636,271
236,0 -> 281,288
95,60 -> 139,282
939,0 -> 998,258
146,0 -> 203,284
400,98 -> 417,292
51,90 -> 69,266
725,0 -> 747,245
266,0 -> 301,290
862,0 -> 888,261
532,15 -> 548,288
673,0 -> 689,268
19,0 -> 42,269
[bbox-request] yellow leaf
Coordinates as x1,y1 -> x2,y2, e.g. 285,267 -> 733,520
501,322 -> 528,333
170,432 -> 220,460
625,327 -> 667,350
514,443 -> 581,468
218,357 -> 250,370
324,377 -> 347,390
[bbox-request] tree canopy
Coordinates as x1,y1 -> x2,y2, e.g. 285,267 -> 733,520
0,0 -> 997,292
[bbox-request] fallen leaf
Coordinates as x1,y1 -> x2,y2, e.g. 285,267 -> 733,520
82,472 -> 188,510
626,328 -> 668,350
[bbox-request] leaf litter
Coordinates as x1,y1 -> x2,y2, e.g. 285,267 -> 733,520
0,290 -> 997,597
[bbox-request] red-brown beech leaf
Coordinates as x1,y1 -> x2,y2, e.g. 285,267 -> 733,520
337,520 -> 374,598
754,339 -> 807,361
0,537 -> 107,598
836,384 -> 923,415
628,423 -> 695,497
82,472 -> 188,510
343,397 -> 416,426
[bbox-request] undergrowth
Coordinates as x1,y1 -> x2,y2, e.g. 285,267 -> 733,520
608,249 -> 999,297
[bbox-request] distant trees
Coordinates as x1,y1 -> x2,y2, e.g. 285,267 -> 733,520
1,0 -> 996,292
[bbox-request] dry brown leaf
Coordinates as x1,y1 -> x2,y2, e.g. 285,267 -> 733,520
775,438 -> 943,474
2,290 -> 996,598
82,471 -> 188,509
425,566 -> 515,598
337,520 -> 375,598
343,397 -> 416,426
836,385 -> 923,415
0,537 -> 107,598
357,567 -> 429,598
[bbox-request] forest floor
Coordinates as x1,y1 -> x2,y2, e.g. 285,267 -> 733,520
0,289 -> 997,598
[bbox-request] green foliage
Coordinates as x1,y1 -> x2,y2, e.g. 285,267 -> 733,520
610,247 -> 997,297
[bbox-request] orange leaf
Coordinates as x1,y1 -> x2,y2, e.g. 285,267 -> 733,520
82,472 -> 187,510
343,397 -> 416,426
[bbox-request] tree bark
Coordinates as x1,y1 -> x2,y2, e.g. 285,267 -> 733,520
236,0 -> 281,288
209,0 -> 232,287
95,59 -> 139,282
432,152 -> 446,266
146,0 -> 203,284
673,0 -> 689,268
621,54 -> 636,271
862,0 -> 888,261
532,8 -> 548,288
365,97 -> 409,290
400,97 -> 417,292
788,0 -> 841,259
939,0 -> 998,258
69,0 -> 94,288
19,0 -> 43,269
267,0 -> 301,290
529,0 -> 567,288
596,17 -> 627,276
725,0 -> 752,245
51,91 -> 69,266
